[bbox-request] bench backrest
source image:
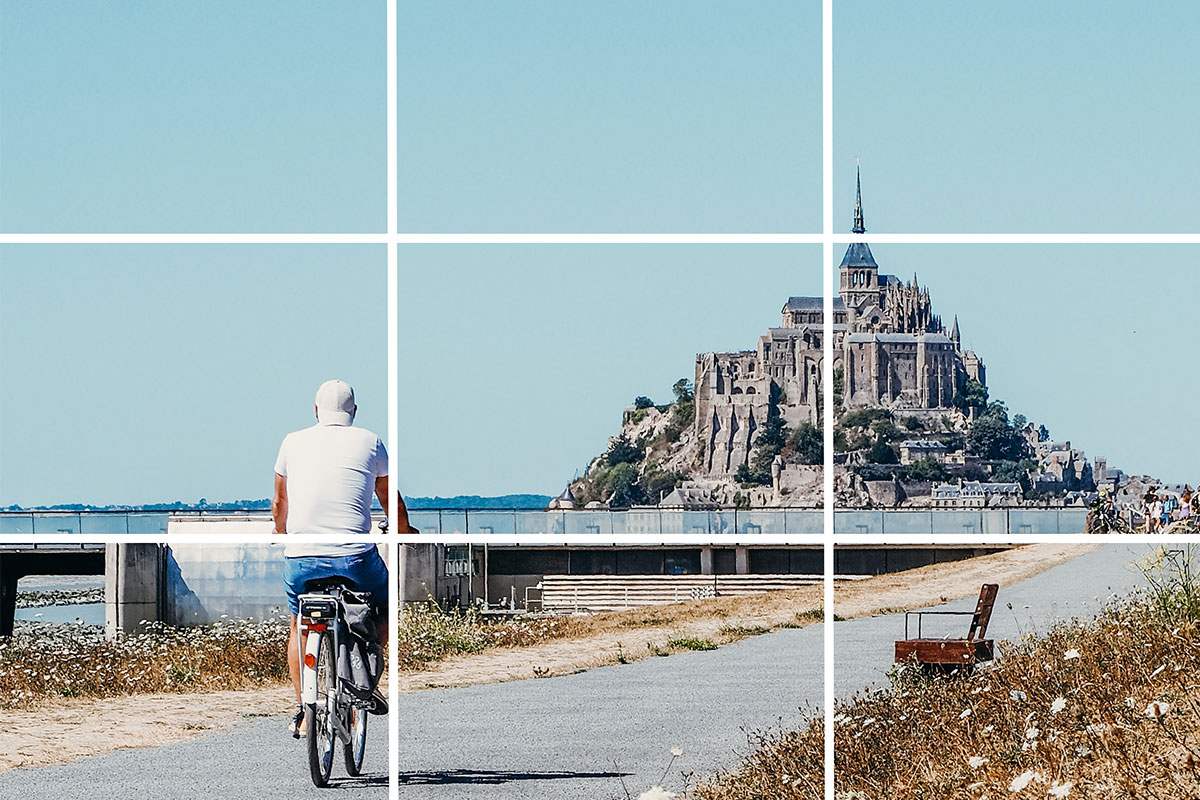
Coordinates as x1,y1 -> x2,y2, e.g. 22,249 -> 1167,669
967,583 -> 999,641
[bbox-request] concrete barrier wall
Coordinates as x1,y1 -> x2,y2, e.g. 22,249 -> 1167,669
165,542 -> 391,626
166,543 -> 290,625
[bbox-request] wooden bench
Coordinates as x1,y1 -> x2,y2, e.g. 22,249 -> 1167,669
894,583 -> 998,669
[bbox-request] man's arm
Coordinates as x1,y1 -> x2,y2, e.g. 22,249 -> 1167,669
272,473 -> 288,534
374,475 -> 417,533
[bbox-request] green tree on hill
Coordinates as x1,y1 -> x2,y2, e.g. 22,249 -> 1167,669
953,378 -> 989,411
966,403 -> 1028,461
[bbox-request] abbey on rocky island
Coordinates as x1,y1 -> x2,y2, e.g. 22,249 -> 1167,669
694,170 -> 985,476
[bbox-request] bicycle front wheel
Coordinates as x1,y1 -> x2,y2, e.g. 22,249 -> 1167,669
306,633 -> 337,787
343,704 -> 368,776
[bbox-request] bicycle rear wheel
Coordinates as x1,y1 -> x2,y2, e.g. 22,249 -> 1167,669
343,704 -> 368,776
306,633 -> 337,787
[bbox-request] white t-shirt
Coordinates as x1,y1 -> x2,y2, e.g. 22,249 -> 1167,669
274,423 -> 387,557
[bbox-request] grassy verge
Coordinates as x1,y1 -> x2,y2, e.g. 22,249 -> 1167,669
0,618 -> 289,708
691,546 -> 1200,800
397,589 -> 821,672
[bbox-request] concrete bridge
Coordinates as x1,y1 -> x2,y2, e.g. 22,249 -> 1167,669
0,541 -> 296,637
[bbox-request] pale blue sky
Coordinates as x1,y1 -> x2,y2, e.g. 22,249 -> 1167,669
397,246 -> 821,496
0,247 -> 386,507
835,1 -> 1200,232
400,244 -> 1196,497
398,1 -> 821,232
0,2 -> 385,232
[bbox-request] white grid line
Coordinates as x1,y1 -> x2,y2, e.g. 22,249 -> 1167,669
1,4 -> 1195,800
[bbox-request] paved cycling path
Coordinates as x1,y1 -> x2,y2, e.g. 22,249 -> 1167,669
393,623 -> 822,799
834,543 -> 1156,698
0,709 -> 390,799
0,625 -> 819,799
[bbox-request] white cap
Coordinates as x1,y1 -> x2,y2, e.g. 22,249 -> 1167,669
314,380 -> 356,426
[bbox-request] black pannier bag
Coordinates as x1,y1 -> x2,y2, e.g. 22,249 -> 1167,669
337,589 -> 384,699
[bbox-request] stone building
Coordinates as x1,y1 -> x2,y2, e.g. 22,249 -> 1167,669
694,170 -> 987,476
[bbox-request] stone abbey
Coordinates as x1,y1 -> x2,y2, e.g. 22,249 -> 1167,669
694,171 -> 986,476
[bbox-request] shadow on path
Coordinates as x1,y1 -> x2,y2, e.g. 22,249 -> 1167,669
324,772 -> 388,789
397,769 -> 632,787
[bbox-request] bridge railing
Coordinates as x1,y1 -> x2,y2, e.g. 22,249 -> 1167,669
409,508 -> 1088,536
0,507 -> 1089,536
0,512 -> 169,535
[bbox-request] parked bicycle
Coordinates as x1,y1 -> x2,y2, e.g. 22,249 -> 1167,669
297,577 -> 385,787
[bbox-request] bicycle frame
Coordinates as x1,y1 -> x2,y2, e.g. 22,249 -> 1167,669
299,593 -> 338,706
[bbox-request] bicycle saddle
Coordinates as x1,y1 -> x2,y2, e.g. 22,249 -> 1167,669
303,576 -> 352,593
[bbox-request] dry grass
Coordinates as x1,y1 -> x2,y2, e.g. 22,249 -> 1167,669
397,587 -> 823,672
396,601 -> 579,669
693,546 -> 1200,800
0,618 -> 289,709
690,723 -> 824,800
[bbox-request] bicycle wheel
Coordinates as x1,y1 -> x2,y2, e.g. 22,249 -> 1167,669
343,703 -> 368,776
306,633 -> 337,787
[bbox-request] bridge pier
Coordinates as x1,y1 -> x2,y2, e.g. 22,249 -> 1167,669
0,569 -> 18,637
104,544 -> 165,637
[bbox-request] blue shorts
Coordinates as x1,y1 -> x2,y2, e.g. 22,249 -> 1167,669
283,548 -> 389,615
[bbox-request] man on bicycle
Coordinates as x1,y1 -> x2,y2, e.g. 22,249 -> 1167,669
272,379 -> 414,737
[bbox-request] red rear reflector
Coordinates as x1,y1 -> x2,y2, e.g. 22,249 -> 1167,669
304,654 -> 316,669
303,623 -> 327,633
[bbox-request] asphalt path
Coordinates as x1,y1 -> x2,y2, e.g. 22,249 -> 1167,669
834,543 -> 1158,698
0,710 -> 389,799
393,623 -> 822,799
0,625 -> 821,799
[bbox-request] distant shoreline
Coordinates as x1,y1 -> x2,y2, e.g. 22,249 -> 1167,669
3,494 -> 554,513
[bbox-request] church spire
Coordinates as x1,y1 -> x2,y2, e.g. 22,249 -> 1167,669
852,162 -> 866,234
951,315 -> 961,347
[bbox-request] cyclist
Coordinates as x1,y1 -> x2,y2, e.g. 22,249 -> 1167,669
272,379 -> 414,737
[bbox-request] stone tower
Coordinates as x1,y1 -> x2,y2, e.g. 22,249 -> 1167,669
839,166 -> 880,312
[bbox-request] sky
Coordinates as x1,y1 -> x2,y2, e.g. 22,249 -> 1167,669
0,246 -> 386,507
835,1 -> 1200,232
400,243 -> 1198,498
397,1 -> 821,232
0,2 -> 385,232
397,246 -> 821,497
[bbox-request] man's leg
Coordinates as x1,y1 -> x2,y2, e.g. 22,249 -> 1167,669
288,613 -> 302,703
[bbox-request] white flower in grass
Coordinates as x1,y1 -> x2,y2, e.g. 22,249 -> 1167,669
1048,781 -> 1074,798
1063,649 -> 1080,660
1025,726 -> 1040,739
1144,701 -> 1170,719
1050,697 -> 1067,714
960,708 -> 973,720
638,787 -> 678,800
670,747 -> 683,757
968,756 -> 988,769
1010,690 -> 1028,702
1009,770 -> 1040,792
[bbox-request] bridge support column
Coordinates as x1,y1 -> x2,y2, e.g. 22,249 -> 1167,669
105,543 -> 164,638
398,543 -> 440,603
734,547 -> 750,575
699,547 -> 714,575
0,559 -> 18,637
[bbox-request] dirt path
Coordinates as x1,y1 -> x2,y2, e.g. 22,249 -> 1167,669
1,543 -> 1094,772
0,686 -> 295,772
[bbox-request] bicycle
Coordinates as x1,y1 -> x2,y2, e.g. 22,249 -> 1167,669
297,578 -> 384,787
